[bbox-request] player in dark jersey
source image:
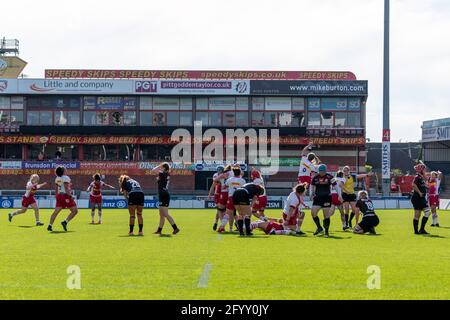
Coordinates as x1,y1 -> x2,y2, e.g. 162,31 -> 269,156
411,163 -> 431,235
354,190 -> 380,235
310,164 -> 334,237
119,175 -> 145,236
152,162 -> 180,235
232,183 -> 265,236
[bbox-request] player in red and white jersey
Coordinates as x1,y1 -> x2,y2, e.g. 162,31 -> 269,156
282,184 -> 308,235
329,171 -> 350,231
218,166 -> 246,233
298,143 -> 321,195
250,168 -> 268,220
428,171 -> 443,227
208,166 -> 224,231
87,173 -> 115,224
8,174 -> 47,226
47,166 -> 78,232
250,220 -> 296,235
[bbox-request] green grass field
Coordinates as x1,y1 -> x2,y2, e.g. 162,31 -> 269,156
0,208 -> 449,300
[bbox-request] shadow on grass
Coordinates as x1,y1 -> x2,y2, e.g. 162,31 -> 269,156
421,234 -> 446,239
49,231 -> 75,234
17,226 -> 34,229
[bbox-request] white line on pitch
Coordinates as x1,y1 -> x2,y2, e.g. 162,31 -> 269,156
197,263 -> 213,288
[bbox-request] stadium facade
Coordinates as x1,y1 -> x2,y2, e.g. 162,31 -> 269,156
0,70 -> 368,194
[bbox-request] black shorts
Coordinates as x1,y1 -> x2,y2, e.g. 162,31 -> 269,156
342,192 -> 357,203
358,215 -> 379,233
128,192 -> 144,206
411,195 -> 428,211
158,190 -> 170,207
232,189 -> 250,206
313,195 -> 331,208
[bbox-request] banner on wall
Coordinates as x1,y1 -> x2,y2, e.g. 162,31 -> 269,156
102,199 -> 158,209
135,80 -> 250,95
205,200 -> 282,209
0,56 -> 27,79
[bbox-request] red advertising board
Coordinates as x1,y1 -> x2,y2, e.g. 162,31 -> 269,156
382,129 -> 391,142
45,69 -> 357,80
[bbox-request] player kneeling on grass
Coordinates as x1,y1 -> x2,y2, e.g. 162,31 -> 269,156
232,183 -> 265,236
87,173 -> 115,224
250,220 -> 296,236
119,175 -> 145,236
152,162 -> 180,235
9,174 -> 47,226
282,184 -> 308,235
48,166 -> 78,232
353,190 -> 380,235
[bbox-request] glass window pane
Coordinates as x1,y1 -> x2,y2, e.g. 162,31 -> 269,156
167,112 -> 179,126
124,111 -> 136,125
153,112 -> 166,126
180,98 -> 193,110
83,111 -> 97,125
348,113 -> 361,127
68,112 -> 80,125
209,97 -> 235,110
153,97 -> 179,110
307,112 -> 320,126
265,97 -> 292,111
279,112 -> 292,126
223,112 -> 236,127
195,112 -> 208,125
348,98 -> 361,111
209,112 -> 222,127
292,112 -> 305,127
39,111 -> 53,125
0,97 -> 10,109
11,96 -> 24,109
236,97 -> 249,110
307,98 -> 321,111
140,111 -> 152,125
140,97 -> 152,110
10,111 -> 24,124
335,112 -> 347,127
252,97 -> 264,110
111,111 -> 123,125
180,112 -> 192,126
292,98 -> 305,111
321,112 -> 334,126
0,110 -> 9,124
28,111 -> 40,125
55,111 -> 68,125
252,112 -> 264,127
196,98 -> 208,110
265,112 -> 278,127
97,111 -> 110,126
322,98 -> 347,111
236,112 -> 249,127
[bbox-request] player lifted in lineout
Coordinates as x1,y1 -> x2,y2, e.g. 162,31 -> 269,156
8,174 -> 47,226
86,173 -> 115,224
298,143 -> 321,196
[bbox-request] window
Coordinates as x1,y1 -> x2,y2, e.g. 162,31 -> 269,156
55,111 -> 80,125
223,112 -> 236,127
195,112 -> 208,125
321,112 -> 334,126
97,111 -> 110,125
0,97 -> 10,108
0,144 -> 22,159
83,111 -> 97,125
209,97 -> 235,110
180,98 -> 193,110
348,113 -> 361,127
11,96 -> 24,109
307,98 -> 321,111
27,96 -> 81,109
140,111 -> 152,125
153,97 -> 179,110
252,97 -> 265,110
307,112 -> 320,126
153,112 -> 166,126
348,98 -> 361,111
27,111 -> 40,125
140,145 -> 172,161
279,112 -> 292,126
236,112 -> 249,126
321,98 -> 347,111
30,144 -> 79,161
236,97 -> 249,110
335,112 -> 347,127
180,112 -> 193,126
196,98 -> 208,110
10,111 -> 24,124
292,98 -> 305,111
209,112 -> 222,126
0,110 -> 9,124
292,112 -> 305,127
265,112 -> 278,127
39,112 -> 53,125
167,112 -> 180,126
265,97 -> 291,111
140,97 -> 152,110
124,111 -> 137,125
252,112 -> 264,126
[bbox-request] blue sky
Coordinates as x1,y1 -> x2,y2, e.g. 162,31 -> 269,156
1,0 -> 449,142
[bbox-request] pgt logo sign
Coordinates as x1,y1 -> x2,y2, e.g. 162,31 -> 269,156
135,81 -> 157,93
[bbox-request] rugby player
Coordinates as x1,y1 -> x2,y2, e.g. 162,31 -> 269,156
250,168 -> 268,220
208,166 -> 224,231
353,190 -> 380,235
119,175 -> 145,236
411,163 -> 431,235
310,164 -> 334,237
282,184 -> 308,235
428,171 -> 443,227
232,183 -> 265,236
218,165 -> 245,233
86,173 -> 115,224
329,171 -> 349,231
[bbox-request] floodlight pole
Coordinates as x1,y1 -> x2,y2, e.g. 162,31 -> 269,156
382,0 -> 391,196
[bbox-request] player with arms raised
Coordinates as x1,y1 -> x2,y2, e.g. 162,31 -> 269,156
48,166 -> 78,232
87,173 -> 115,224
8,174 -> 47,226
298,143 -> 320,193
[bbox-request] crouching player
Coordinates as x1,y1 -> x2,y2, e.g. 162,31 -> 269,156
250,168 -> 268,220
353,190 -> 380,235
48,166 -> 78,232
282,184 -> 308,235
87,173 -> 115,224
233,183 -> 265,236
8,174 -> 47,226
250,220 -> 296,235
